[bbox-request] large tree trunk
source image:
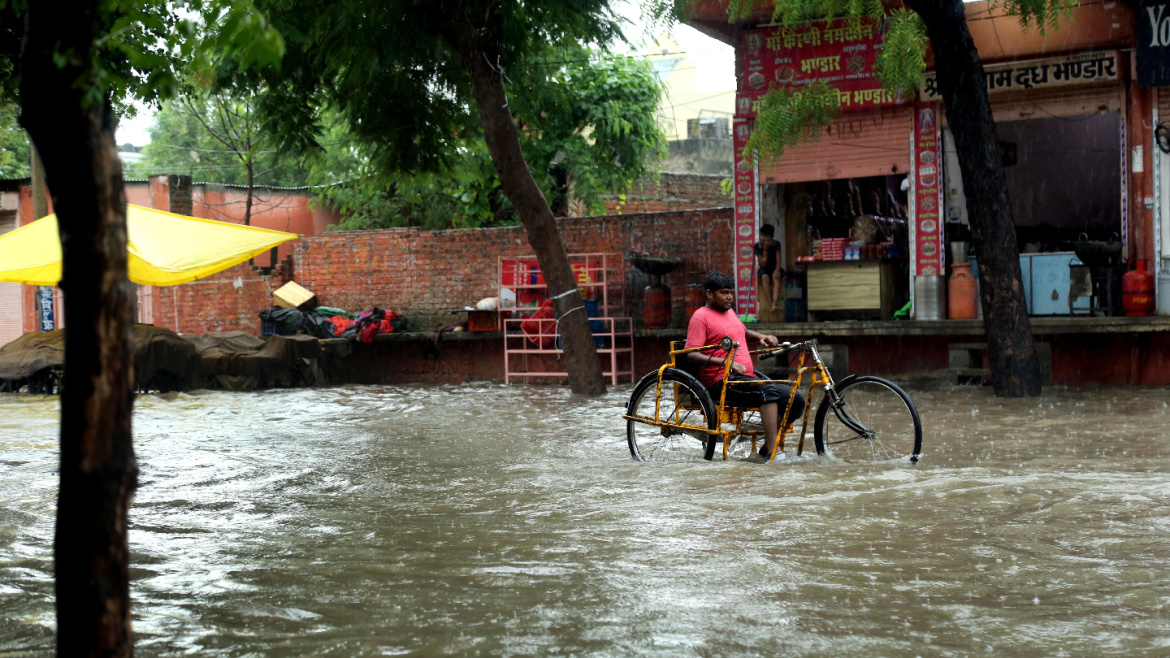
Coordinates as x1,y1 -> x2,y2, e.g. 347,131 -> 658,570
440,5 -> 606,395
20,1 -> 138,654
905,0 -> 1041,397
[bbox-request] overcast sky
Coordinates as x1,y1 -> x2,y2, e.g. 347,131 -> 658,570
114,3 -> 735,146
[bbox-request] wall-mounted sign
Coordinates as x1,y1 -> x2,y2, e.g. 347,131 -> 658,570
920,51 -> 1119,101
914,105 -> 944,277
737,18 -> 906,118
36,286 -> 54,332
1139,0 -> 1170,87
733,117 -> 758,320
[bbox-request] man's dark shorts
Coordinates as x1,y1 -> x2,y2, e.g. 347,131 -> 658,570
707,372 -> 806,421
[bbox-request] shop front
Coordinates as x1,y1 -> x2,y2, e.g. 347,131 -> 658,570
923,50 -> 1128,318
736,28 -> 1133,323
735,17 -> 917,323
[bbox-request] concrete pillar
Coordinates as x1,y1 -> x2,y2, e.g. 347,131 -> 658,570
145,174 -> 193,329
147,174 -> 193,215
1129,57 -> 1155,265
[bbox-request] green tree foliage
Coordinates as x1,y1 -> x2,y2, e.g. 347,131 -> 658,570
513,52 -> 668,215
243,1 -> 655,206
308,48 -> 666,231
0,102 -> 29,178
132,90 -> 309,186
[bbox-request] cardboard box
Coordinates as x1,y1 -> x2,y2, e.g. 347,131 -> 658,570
274,281 -> 318,310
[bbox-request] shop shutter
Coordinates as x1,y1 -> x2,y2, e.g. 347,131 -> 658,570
990,84 -> 1124,123
0,215 -> 21,347
759,106 -> 913,184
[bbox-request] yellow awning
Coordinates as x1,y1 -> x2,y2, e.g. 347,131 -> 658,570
0,204 -> 299,287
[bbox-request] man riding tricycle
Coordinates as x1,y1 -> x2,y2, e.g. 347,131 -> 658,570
624,272 -> 922,464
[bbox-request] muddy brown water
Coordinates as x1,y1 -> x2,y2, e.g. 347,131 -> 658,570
1,384 -> 1169,655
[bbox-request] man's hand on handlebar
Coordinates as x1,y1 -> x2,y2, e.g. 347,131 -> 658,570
746,329 -> 780,348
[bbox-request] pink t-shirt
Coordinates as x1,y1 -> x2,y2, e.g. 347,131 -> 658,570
685,306 -> 753,388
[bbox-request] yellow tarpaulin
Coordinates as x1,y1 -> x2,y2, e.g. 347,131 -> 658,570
0,204 -> 299,287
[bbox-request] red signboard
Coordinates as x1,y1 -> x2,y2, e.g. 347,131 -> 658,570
913,105 -> 944,276
737,18 -> 902,118
733,117 -> 757,320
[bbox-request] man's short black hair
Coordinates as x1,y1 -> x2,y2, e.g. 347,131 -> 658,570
703,271 -> 735,292
760,224 -> 775,237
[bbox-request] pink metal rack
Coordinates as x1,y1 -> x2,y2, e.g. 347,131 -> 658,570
499,253 -> 634,385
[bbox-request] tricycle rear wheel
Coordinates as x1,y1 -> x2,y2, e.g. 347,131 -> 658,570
627,370 -> 718,461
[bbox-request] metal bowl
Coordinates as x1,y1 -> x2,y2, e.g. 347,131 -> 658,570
629,255 -> 682,276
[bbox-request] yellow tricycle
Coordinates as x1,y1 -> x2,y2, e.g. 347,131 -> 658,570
623,338 -> 922,464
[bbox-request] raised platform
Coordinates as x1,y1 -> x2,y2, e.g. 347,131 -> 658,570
311,316 -> 1170,387
636,316 -> 1170,339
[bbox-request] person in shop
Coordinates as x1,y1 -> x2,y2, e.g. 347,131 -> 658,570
754,224 -> 784,313
685,272 -> 805,463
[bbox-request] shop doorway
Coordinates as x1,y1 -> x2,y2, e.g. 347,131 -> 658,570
765,175 -> 912,321
994,113 -> 1122,247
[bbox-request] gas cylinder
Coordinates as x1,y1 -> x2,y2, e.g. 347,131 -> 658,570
643,285 -> 671,329
684,284 -> 704,322
947,262 -> 978,320
1123,259 -> 1155,317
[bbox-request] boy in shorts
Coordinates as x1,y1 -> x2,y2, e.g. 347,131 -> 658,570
754,224 -> 783,313
685,272 -> 805,462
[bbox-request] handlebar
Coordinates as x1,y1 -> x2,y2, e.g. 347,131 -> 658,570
753,339 -> 817,360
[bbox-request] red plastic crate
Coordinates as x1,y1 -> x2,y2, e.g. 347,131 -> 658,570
520,299 -> 557,348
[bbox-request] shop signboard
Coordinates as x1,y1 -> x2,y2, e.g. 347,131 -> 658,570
736,18 -> 902,118
733,117 -> 758,320
1139,0 -> 1170,87
914,105 -> 944,277
920,51 -> 1119,101
36,286 -> 54,332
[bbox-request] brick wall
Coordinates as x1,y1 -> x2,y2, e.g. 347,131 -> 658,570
155,207 -> 735,334
603,172 -> 730,215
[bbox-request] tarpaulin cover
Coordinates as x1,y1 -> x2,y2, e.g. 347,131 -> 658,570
0,204 -> 298,286
0,325 -> 199,390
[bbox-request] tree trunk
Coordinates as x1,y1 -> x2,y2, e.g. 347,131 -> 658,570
244,160 -> 254,227
440,5 -> 606,395
905,0 -> 1041,397
549,166 -> 570,217
20,1 -> 138,655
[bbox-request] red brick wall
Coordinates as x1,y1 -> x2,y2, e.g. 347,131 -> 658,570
604,172 -> 730,215
154,207 -> 736,334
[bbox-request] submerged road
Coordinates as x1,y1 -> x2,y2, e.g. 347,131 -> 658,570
1,383 -> 1168,655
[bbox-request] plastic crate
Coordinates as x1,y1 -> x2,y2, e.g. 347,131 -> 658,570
520,299 -> 557,348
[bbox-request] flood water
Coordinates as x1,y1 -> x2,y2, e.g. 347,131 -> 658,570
2,383 -> 1169,655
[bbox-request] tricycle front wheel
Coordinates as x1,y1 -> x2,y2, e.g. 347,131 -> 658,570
813,376 -> 922,464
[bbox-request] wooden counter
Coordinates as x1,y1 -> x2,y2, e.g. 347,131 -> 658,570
804,260 -> 898,320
